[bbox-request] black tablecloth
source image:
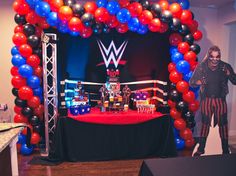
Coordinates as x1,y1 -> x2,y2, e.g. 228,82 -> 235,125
139,154 -> 236,176
52,115 -> 177,162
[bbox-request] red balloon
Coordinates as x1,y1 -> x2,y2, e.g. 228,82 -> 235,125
169,70 -> 183,84
174,118 -> 186,130
11,76 -> 27,88
26,55 -> 41,68
22,125 -> 33,136
128,2 -> 142,17
26,11 -> 39,25
170,108 -> 181,120
35,27 -> 43,37
37,18 -> 50,29
106,15 -> 119,28
169,33 -> 182,46
34,104 -> 44,116
178,42 -> 189,54
49,0 -> 64,12
31,132 -> 41,144
11,66 -> 19,76
95,7 -> 110,23
84,2 -> 98,14
12,32 -> 27,46
176,80 -> 189,93
17,143 -> 21,152
169,3 -> 182,18
14,25 -> 24,33
158,22 -> 169,33
119,0 -> 130,8
27,96 -> 41,108
18,86 -> 33,100
58,6 -> 73,21
159,0 -> 169,10
189,60 -> 198,71
139,10 -> 153,25
185,138 -> 195,148
68,17 -> 83,32
187,20 -> 198,33
80,27 -> 93,38
168,63 -> 176,73
19,44 -> 33,58
14,114 -> 28,123
14,106 -> 22,114
34,66 -> 43,78
148,18 -> 161,32
180,10 -> 192,24
193,30 -> 203,41
184,51 -> 197,62
183,91 -> 195,103
189,100 -> 200,112
180,128 -> 193,140
116,23 -> 129,33
13,0 -> 30,15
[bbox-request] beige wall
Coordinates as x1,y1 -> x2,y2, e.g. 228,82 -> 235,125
0,1 -> 16,120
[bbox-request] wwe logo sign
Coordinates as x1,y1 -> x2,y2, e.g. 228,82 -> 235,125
97,40 -> 128,68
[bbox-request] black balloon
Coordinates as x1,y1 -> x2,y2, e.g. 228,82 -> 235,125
33,124 -> 41,133
184,34 -> 194,45
183,111 -> 195,121
191,11 -> 195,20
176,101 -> 189,113
15,98 -> 27,108
92,22 -> 104,34
14,14 -> 26,25
170,18 -> 181,31
160,10 -> 173,24
64,0 -> 75,7
12,88 -> 19,97
169,83 -> 176,90
27,35 -> 40,48
21,107 -> 33,117
186,120 -> 196,129
190,43 -> 201,54
179,24 -> 190,36
103,25 -> 110,33
169,89 -> 181,102
139,0 -> 150,10
23,24 -> 35,36
29,115 -> 40,126
150,3 -> 161,17
33,48 -> 42,57
72,3 -> 85,18
81,13 -> 95,27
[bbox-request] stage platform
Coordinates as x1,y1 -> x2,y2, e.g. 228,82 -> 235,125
50,111 -> 177,162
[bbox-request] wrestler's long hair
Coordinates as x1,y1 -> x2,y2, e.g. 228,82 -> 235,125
202,45 -> 221,62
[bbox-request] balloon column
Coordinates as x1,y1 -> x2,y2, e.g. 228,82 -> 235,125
11,0 -> 202,153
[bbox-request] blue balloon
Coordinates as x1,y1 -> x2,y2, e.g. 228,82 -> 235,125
46,12 -> 59,27
26,0 -> 40,9
58,22 -> 69,33
107,0 -> 120,15
69,31 -> 80,36
173,127 -> 180,138
176,60 -> 190,74
96,0 -> 108,7
183,71 -> 193,82
128,18 -> 140,32
11,54 -> 26,67
137,24 -> 148,34
35,1 -> 51,17
18,64 -> 33,78
11,46 -> 19,56
20,144 -> 34,155
171,52 -> 184,64
177,0 -> 190,9
27,75 -> 41,89
18,134 -> 26,144
175,137 -> 185,150
33,87 -> 43,96
117,9 -> 131,23
169,46 -> 178,55
190,86 -> 200,92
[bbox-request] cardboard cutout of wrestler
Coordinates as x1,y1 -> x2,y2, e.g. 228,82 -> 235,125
190,45 -> 236,156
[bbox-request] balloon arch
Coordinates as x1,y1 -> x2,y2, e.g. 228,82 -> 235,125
11,0 -> 202,155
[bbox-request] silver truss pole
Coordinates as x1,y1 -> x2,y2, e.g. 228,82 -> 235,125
42,33 -> 58,156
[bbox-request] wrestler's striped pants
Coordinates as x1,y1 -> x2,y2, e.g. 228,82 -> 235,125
200,97 -> 228,139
